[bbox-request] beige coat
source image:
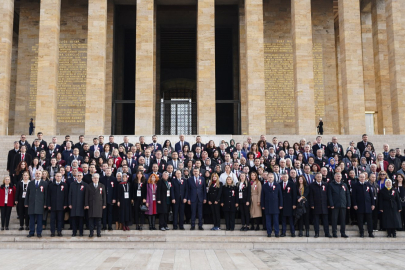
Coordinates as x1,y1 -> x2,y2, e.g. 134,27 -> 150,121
250,181 -> 262,218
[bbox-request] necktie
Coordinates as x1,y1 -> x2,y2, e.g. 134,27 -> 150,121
35,181 -> 39,187
283,182 -> 286,190
94,184 -> 97,188
307,175 -> 310,184
174,161 -> 177,169
195,177 -> 198,185
22,154 -> 25,160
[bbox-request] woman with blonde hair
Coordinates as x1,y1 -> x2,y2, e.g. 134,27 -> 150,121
249,171 -> 262,230
208,173 -> 222,230
376,153 -> 388,172
145,174 -> 159,230
0,176 -> 16,230
221,176 -> 239,231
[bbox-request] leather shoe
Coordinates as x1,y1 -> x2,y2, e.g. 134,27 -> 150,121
199,226 -> 204,230
57,232 -> 62,237
360,234 -> 364,238
305,231 -> 309,237
190,226 -> 195,230
19,226 -> 24,231
341,234 -> 349,238
108,227 -> 113,231
291,233 -> 296,237
369,234 -> 374,238
71,233 -> 76,237
314,234 -> 319,238
179,227 -> 185,230
79,233 -> 84,237
267,234 -> 271,237
97,234 -> 101,237
50,234 -> 55,237
89,234 -> 94,238
333,234 -> 338,238
325,234 -> 332,238
27,234 -> 34,238
37,235 -> 42,238
275,234 -> 279,238
280,234 -> 286,237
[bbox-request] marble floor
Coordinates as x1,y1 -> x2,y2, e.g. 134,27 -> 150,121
1,248 -> 404,270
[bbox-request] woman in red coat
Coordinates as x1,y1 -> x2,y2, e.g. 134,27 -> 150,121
0,176 -> 16,230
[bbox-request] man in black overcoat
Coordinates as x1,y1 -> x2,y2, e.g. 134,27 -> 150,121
47,173 -> 68,236
309,173 -> 331,238
69,172 -> 88,236
100,168 -> 117,230
85,174 -> 106,237
171,170 -> 188,230
280,173 -> 297,237
352,173 -> 375,237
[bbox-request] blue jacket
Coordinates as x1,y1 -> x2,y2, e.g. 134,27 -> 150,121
261,182 -> 283,215
187,176 -> 206,203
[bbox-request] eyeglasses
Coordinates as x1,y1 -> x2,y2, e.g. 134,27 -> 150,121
380,174 -> 386,176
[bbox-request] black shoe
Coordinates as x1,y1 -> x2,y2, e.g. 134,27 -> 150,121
190,226 -> 195,230
89,234 -> 93,238
37,235 -> 42,238
108,227 -> 113,231
50,233 -> 55,237
5,227 -> 9,230
255,225 -> 260,231
275,234 -> 279,238
25,226 -> 29,231
369,234 -> 374,238
298,232 -> 303,237
226,228 -> 230,231
58,232 -> 62,237
199,226 -> 204,231
27,234 -> 34,238
79,233 -> 84,237
267,234 -> 271,237
97,234 -> 101,237
173,227 -> 178,230
250,225 -> 255,230
72,233 -> 76,237
244,227 -> 249,231
1,227 -> 4,231
360,234 -> 364,238
240,227 -> 245,231
19,226 -> 23,231
139,226 -> 143,231
387,234 -> 392,237
102,227 -> 106,231
165,227 -> 170,230
180,227 -> 185,230
333,234 -> 338,238
341,234 -> 349,238
325,234 -> 332,238
291,233 -> 296,237
393,233 -> 397,238
280,234 -> 286,237
306,231 -> 309,237
314,234 -> 319,238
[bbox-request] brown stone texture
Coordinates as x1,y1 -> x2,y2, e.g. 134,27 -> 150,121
85,0 -> 107,135
385,0 -> 405,134
35,0 -> 61,135
135,0 -> 156,135
291,0 -> 315,135
361,9 -> 377,113
105,0 -> 114,134
311,0 -> 339,134
0,0 -> 14,135
372,0 -> 393,134
197,0 -> 216,135
239,0 -> 247,135
338,0 -> 366,134
244,0 -> 266,135
8,33 -> 18,135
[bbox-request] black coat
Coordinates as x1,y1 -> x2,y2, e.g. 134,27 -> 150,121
47,182 -> 68,211
208,182 -> 222,203
100,175 -> 118,205
156,179 -> 170,214
170,177 -> 188,202
328,181 -> 351,208
16,180 -> 30,203
68,181 -> 88,217
397,186 -> 405,207
280,181 -> 297,216
296,185 -> 310,209
309,182 -> 328,214
85,183 -> 106,218
221,185 -> 239,212
261,182 -> 283,215
236,181 -> 251,204
13,153 -> 32,174
351,182 -> 374,214
7,149 -> 20,173
24,180 -> 48,215
379,187 -> 402,229
117,182 -> 132,223
132,181 -> 147,204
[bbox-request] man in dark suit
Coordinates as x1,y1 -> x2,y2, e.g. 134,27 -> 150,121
352,173 -> 375,238
171,170 -> 188,230
106,135 -> 119,151
67,148 -> 84,167
85,174 -> 106,237
280,173 -> 297,237
302,145 -> 315,164
149,135 -> 162,153
51,137 -> 62,153
303,165 -> 314,185
46,143 -> 59,160
28,139 -> 41,158
167,151 -> 181,171
47,173 -> 68,237
32,132 -> 47,151
13,145 -> 32,175
61,142 -> 73,161
356,134 -> 371,156
191,136 -> 205,153
90,138 -> 103,153
309,173 -> 331,238
80,143 -> 94,159
326,137 -> 344,157
61,135 -> 74,150
25,170 -> 48,237
119,136 -> 133,153
19,134 -> 31,151
314,149 -> 328,168
175,134 -> 190,152
100,168 -> 117,231
7,141 -> 20,177
187,168 -> 206,230
74,135 -> 86,151
385,149 -> 402,171
153,150 -> 167,173
260,135 -> 272,149
312,136 -> 327,155
261,173 -> 283,237
69,172 -> 88,236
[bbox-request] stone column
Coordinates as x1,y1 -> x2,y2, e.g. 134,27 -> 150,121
0,0 -> 14,135
239,0 -> 248,135
291,0 -> 316,134
135,0 -> 156,135
197,0 -> 216,135
372,0 -> 392,134
85,0 -> 107,135
35,0 -> 61,135
338,0 -> 366,134
244,0 -> 266,135
385,0 -> 405,134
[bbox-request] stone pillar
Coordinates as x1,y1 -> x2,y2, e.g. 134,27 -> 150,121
244,0 -> 266,135
291,0 -> 316,134
35,0 -> 61,135
239,0 -> 248,135
135,0 -> 156,135
385,0 -> 405,134
197,0 -> 216,135
372,0 -> 392,134
338,0 -> 366,134
85,0 -> 107,135
0,0 -> 14,135
105,1 -> 114,134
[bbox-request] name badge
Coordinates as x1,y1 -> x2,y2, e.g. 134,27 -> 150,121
22,191 -> 26,198
167,190 -> 170,197
124,192 -> 129,199
239,192 -> 243,199
137,190 -> 141,197
153,194 -> 156,201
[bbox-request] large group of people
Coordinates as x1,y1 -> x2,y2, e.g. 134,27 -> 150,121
1,133 -> 404,238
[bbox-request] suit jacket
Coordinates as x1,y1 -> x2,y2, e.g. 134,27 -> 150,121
47,182 -> 68,211
187,176 -> 206,203
356,141 -> 371,156
7,149 -> 20,172
149,143 -> 163,152
167,159 -> 181,171
19,140 -> 31,151
25,180 -> 48,215
28,147 -> 41,158
352,182 -> 374,214
13,153 -> 32,172
85,183 -> 106,218
261,182 -> 283,215
32,140 -> 47,151
100,175 -> 118,204
152,158 -> 168,173
326,143 -> 344,157
280,181 -> 297,216
67,155 -> 84,166
89,145 -> 103,153
303,173 -> 314,185
175,141 -> 190,152
309,181 -> 328,214
69,181 -> 88,217
312,144 -> 327,155
302,153 -> 315,164
106,142 -> 119,151
191,143 -> 205,154
74,142 -> 86,151
170,177 -> 188,201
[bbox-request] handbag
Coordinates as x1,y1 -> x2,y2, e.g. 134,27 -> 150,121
140,204 -> 148,211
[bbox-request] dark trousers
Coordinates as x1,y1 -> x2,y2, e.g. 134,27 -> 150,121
173,201 -> 185,229
210,203 -> 221,228
159,213 -> 168,229
29,214 -> 43,236
313,214 -> 329,235
102,204 -> 113,229
371,207 -> 379,230
133,201 -> 145,226
89,217 -> 101,236
282,215 -> 295,234
0,205 -> 12,228
190,201 -> 203,227
224,211 -> 235,230
401,206 -> 405,230
71,216 -> 84,235
239,203 -> 250,226
357,212 -> 373,235
265,214 -> 279,235
50,210 -> 64,233
42,208 -> 49,227
331,208 -> 346,235
261,209 -> 267,229
298,211 -> 310,232
184,203 -> 191,222
17,200 -> 29,227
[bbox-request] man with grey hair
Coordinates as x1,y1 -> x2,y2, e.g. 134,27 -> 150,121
85,173 -> 106,237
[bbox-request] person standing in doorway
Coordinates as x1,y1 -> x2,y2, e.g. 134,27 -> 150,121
29,118 -> 35,135
317,118 -> 323,135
